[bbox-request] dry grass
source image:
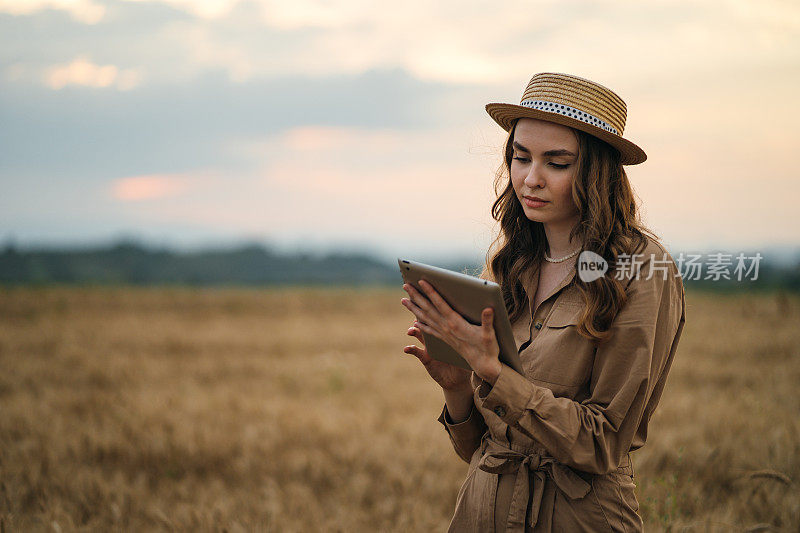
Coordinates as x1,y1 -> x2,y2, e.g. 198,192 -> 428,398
0,286 -> 798,532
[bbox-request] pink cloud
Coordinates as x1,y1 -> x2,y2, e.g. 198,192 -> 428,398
111,174 -> 189,201
43,55 -> 143,90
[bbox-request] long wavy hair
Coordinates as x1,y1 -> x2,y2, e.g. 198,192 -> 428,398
481,118 -> 658,345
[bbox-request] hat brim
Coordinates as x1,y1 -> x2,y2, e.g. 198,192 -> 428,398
485,102 -> 647,165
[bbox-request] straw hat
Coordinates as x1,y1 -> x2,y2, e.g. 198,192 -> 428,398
485,72 -> 647,165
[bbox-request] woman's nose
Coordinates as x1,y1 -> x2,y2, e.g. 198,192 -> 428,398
524,163 -> 546,189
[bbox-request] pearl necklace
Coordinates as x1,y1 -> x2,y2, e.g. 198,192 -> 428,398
544,247 -> 582,263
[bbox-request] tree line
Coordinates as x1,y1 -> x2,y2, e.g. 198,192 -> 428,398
0,241 -> 798,291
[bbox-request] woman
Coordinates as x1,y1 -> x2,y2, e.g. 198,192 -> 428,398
400,72 -> 686,532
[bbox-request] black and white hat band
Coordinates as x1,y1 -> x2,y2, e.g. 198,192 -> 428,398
520,99 -> 619,135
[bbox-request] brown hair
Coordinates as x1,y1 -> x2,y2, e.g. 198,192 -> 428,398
481,119 -> 658,345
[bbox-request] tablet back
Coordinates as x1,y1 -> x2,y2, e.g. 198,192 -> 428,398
398,258 -> 524,375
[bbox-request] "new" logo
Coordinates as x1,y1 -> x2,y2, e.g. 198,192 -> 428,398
577,251 -> 608,282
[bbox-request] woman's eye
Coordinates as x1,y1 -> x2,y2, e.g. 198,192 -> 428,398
513,157 -> 569,169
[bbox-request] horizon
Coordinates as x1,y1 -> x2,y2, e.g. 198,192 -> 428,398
3,233 -> 799,269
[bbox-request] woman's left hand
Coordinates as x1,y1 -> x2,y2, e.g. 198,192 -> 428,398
401,279 -> 502,385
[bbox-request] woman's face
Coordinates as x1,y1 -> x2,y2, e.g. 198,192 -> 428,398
510,117 -> 580,227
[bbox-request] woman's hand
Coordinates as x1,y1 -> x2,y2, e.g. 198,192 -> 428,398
401,280 -> 502,385
403,325 -> 473,392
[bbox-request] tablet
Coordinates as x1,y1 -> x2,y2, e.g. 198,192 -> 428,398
398,258 -> 524,376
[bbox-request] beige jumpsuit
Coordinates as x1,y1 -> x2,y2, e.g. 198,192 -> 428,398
437,236 -> 686,532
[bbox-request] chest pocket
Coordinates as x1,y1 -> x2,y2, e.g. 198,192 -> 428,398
524,303 -> 595,388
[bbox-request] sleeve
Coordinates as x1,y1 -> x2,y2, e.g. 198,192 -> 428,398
476,255 -> 686,475
437,400 -> 488,464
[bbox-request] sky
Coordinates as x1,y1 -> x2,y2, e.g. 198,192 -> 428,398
1,0 -> 798,263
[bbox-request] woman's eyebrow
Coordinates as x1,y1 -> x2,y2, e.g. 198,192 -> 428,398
512,141 -> 576,157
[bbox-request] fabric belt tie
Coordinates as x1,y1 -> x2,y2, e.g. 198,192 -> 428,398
477,436 -> 592,532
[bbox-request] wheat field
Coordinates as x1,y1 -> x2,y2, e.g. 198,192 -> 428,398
0,286 -> 798,531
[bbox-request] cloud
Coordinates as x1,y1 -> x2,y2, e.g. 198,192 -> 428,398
3,0 -> 798,88
207,124 -> 501,244
111,174 -> 191,201
0,67 -> 464,181
74,123 -> 503,258
122,0 -> 239,20
0,0 -> 104,23
0,0 -> 106,24
43,55 -> 143,90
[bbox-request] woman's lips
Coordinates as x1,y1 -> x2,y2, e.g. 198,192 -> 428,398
523,197 -> 549,208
